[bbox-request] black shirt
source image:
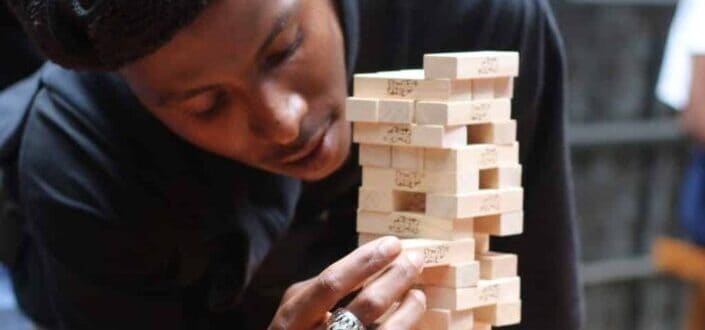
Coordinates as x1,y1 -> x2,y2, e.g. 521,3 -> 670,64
0,0 -> 582,329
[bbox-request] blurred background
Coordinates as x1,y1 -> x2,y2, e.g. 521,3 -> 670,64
0,0 -> 697,329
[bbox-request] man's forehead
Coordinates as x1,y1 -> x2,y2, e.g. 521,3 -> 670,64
120,0 -> 302,104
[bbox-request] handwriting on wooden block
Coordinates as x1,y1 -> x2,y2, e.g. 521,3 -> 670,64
382,126 -> 412,144
388,214 -> 421,236
479,146 -> 499,167
478,57 -> 500,75
423,245 -> 451,264
394,170 -> 424,189
480,194 -> 501,213
387,79 -> 419,97
479,283 -> 500,303
470,101 -> 492,121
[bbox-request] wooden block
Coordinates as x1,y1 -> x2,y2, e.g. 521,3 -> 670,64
474,211 -> 524,236
478,252 -> 518,279
362,167 -> 479,194
357,211 -> 474,240
354,70 -> 473,101
494,77 -> 515,99
480,165 -> 522,189
423,277 -> 521,310
471,78 -> 495,100
417,261 -> 480,288
412,125 -> 468,148
379,99 -> 415,123
358,233 -> 384,246
416,309 -> 474,330
359,144 -> 392,167
468,120 -> 517,145
475,234 -> 490,255
346,97 -> 379,122
475,301 -> 522,326
415,99 -> 512,126
392,146 -> 424,170
392,190 -> 427,213
400,238 -> 475,267
424,143 -> 519,172
426,188 -> 523,219
358,188 -> 396,212
353,122 -> 467,148
424,51 -> 520,80
473,322 -> 492,330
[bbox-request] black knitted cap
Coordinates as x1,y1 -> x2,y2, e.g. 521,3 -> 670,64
6,0 -> 211,70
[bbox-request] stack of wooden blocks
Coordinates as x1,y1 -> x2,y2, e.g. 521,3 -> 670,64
347,51 -> 523,330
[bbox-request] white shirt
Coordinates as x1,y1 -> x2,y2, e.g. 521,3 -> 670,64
656,0 -> 705,110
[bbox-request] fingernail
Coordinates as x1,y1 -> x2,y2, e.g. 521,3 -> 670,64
378,237 -> 401,258
407,252 -> 424,268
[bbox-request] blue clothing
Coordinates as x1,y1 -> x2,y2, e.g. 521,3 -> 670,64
680,148 -> 705,246
0,0 -> 582,329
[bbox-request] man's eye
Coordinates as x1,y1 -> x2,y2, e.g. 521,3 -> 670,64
183,91 -> 227,116
262,29 -> 304,71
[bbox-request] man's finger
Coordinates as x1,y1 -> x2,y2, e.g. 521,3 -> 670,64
346,252 -> 424,324
272,236 -> 402,329
377,289 -> 426,330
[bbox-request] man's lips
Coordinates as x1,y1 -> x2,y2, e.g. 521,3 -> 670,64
279,122 -> 330,164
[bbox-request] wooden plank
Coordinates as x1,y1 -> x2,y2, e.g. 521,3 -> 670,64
358,144 -> 392,167
475,234 -> 490,255
423,277 -> 521,310
400,238 -> 475,267
362,167 -> 479,194
358,233 -> 384,246
415,99 -> 512,126
358,187 -> 396,212
471,78 -> 496,100
494,77 -> 515,99
426,188 -> 524,219
478,252 -> 518,279
353,122 -> 467,148
479,165 -> 523,189
392,146 -> 424,170
412,125 -> 468,148
424,143 -> 520,172
379,99 -> 415,123
356,210 -> 474,240
424,51 -> 520,80
474,211 -> 524,236
354,70 -> 473,101
468,120 -> 517,145
475,301 -> 522,326
416,309 -> 474,330
417,261 -> 480,288
345,97 -> 379,122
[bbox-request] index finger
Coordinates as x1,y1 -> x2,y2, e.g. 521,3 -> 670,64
283,236 -> 402,327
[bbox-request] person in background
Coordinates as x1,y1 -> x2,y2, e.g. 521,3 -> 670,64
657,0 -> 705,246
0,0 -> 582,329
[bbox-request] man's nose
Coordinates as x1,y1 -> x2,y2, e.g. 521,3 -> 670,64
248,82 -> 308,146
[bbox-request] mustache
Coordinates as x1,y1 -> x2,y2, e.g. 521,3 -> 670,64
269,113 -> 335,160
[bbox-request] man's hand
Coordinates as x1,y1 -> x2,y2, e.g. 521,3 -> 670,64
682,55 -> 705,144
268,236 -> 426,330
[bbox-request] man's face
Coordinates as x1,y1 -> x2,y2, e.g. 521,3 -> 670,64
120,0 -> 350,181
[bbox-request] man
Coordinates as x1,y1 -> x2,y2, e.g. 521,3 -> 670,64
657,0 -> 705,245
0,0 -> 582,329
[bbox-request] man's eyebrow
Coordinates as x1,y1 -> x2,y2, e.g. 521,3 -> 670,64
256,3 -> 299,58
156,85 -> 217,107
156,4 -> 299,108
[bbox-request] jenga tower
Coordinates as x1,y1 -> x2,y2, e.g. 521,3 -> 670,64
347,51 -> 523,329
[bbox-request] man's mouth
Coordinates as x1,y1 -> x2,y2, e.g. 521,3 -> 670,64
279,119 -> 332,165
